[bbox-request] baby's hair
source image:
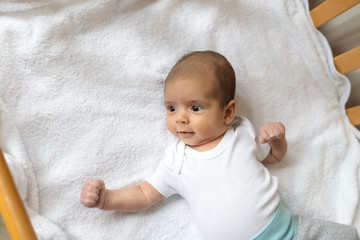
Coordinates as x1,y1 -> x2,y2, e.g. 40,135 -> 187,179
165,51 -> 236,107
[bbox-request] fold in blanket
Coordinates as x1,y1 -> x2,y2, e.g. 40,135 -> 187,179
0,0 -> 359,239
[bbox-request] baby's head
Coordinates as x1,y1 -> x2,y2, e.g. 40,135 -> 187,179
165,51 -> 236,107
164,51 -> 236,151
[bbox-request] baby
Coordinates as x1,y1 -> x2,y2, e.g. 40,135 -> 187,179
80,51 -> 359,239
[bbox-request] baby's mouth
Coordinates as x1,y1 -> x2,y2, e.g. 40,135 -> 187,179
178,131 -> 194,138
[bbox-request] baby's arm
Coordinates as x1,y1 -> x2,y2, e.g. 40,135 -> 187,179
259,122 -> 287,164
80,178 -> 164,212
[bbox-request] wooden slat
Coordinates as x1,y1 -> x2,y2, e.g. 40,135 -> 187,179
310,1 -> 360,126
334,46 -> 360,74
0,148 -> 37,240
346,106 -> 360,126
310,0 -> 360,28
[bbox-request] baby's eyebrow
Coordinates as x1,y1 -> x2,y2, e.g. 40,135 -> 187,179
188,100 -> 209,106
164,99 -> 209,106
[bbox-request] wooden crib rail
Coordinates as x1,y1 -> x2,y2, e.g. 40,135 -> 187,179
310,0 -> 360,28
310,0 -> 360,74
346,106 -> 360,126
0,148 -> 37,240
310,0 -> 360,126
334,46 -> 360,74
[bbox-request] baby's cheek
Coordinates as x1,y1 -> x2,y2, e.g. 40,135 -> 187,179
166,119 -> 176,135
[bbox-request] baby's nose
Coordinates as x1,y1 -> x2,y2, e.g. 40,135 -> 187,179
176,110 -> 189,124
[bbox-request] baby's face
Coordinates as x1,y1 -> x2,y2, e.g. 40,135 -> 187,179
164,75 -> 228,151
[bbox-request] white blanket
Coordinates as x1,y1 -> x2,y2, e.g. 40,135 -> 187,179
0,0 -> 359,239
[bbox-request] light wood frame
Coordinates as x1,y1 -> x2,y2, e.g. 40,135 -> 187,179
310,0 -> 360,126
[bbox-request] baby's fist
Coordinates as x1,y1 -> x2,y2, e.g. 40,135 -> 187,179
80,178 -> 106,209
259,122 -> 285,144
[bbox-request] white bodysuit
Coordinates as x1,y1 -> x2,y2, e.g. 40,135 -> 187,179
147,117 -> 280,240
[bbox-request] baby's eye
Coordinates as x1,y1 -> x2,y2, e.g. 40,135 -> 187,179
191,105 -> 203,112
168,106 -> 176,112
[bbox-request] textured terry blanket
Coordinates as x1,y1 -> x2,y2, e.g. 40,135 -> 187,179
0,0 -> 359,239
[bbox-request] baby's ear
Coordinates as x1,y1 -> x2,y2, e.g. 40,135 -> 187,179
224,100 -> 236,125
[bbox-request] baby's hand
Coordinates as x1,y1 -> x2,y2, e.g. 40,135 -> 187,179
259,122 -> 285,144
80,178 -> 106,209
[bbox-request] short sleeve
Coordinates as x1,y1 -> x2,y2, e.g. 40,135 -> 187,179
256,137 -> 271,161
238,117 -> 271,161
146,145 -> 180,198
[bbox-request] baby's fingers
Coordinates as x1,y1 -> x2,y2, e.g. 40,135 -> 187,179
80,178 -> 105,207
80,191 -> 99,207
261,129 -> 276,143
259,131 -> 269,144
260,122 -> 285,143
87,178 -> 105,189
273,124 -> 285,139
269,127 -> 284,140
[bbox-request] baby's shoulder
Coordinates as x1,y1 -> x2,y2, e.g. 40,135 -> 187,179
231,116 -> 256,138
